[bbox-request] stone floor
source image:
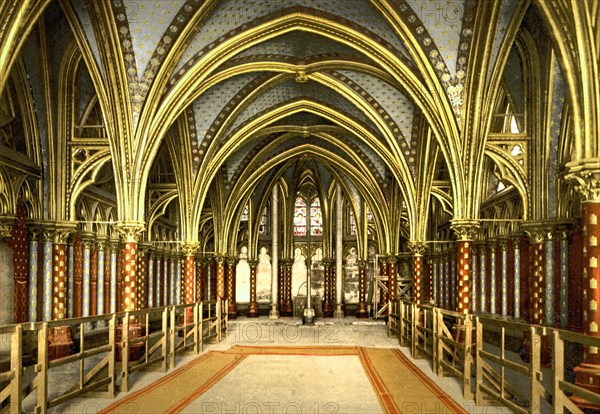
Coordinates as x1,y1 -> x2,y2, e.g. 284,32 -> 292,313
29,316 -> 512,414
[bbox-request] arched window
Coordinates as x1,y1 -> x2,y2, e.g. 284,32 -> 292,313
293,196 -> 307,236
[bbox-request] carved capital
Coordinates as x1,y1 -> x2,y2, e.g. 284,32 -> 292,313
115,221 -> 145,243
214,255 -> 225,264
565,161 -> 600,201
450,219 -> 479,241
357,259 -> 367,269
407,241 -> 428,256
522,223 -> 547,244
53,222 -> 77,244
181,241 -> 200,257
0,215 -> 15,240
247,259 -> 259,268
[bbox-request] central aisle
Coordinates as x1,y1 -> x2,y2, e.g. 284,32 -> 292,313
183,354 -> 382,413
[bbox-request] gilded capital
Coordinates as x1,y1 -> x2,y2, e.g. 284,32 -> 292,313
54,222 -> 77,244
407,241 -> 428,256
115,221 -> 145,243
565,162 -> 600,201
522,223 -> 546,244
450,219 -> 479,241
181,241 -> 200,256
0,216 -> 15,240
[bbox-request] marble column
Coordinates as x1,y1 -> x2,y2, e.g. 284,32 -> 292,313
451,221 -> 478,314
471,243 -> 479,313
270,185 -> 279,319
247,259 -> 259,317
512,235 -> 522,319
109,240 -> 118,313
90,240 -> 98,316
408,242 -> 427,305
488,241 -> 497,315
226,257 -> 237,318
356,259 -> 368,318
97,240 -> 106,315
147,250 -> 155,308
499,239 -> 509,317
28,227 -> 40,321
42,228 -> 54,321
81,236 -> 93,317
558,228 -> 569,329
334,185 -> 344,318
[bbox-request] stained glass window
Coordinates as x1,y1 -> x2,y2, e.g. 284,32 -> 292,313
293,196 -> 307,236
310,197 -> 323,236
259,207 -> 268,235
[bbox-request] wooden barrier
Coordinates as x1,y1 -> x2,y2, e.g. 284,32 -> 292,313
393,299 -> 600,413
0,300 -> 228,414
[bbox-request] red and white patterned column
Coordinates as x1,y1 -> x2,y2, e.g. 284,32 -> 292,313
115,223 -> 145,312
525,227 -> 546,325
408,242 -> 428,305
573,201 -> 600,408
451,221 -> 479,315
247,259 -> 259,318
226,257 -> 237,318
182,242 -> 199,305
356,259 -> 368,318
388,256 -> 397,302
215,255 -> 225,300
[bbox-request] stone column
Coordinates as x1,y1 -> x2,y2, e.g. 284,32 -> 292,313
8,210 -> 28,324
115,223 -> 145,312
49,227 -> 74,359
97,239 -> 106,315
109,239 -> 118,313
182,242 -> 200,305
334,185 -> 344,318
226,257 -> 237,318
573,199 -> 600,408
524,226 -> 546,325
81,236 -> 94,317
147,249 -> 155,308
322,258 -> 333,317
28,227 -> 40,321
270,185 -> 279,319
408,242 -> 427,305
73,234 -> 83,317
0,218 -> 15,341
499,239 -> 509,317
477,241 -> 487,313
280,259 -> 293,316
215,255 -> 225,300
42,227 -> 54,321
488,241 -> 497,315
387,255 -> 398,302
247,259 -> 259,317
558,228 -> 570,328
511,234 -> 522,319
544,228 -> 556,327
90,240 -> 98,316
451,221 -> 478,314
356,259 -> 368,318
156,249 -> 164,306
137,243 -> 150,309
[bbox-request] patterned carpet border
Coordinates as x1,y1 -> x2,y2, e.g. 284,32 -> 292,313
100,345 -> 468,414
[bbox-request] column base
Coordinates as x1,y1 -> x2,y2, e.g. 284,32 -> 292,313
333,305 -> 344,319
116,324 -> 145,362
303,308 -> 315,325
269,304 -> 279,319
519,333 -> 552,367
48,326 -> 74,361
246,302 -> 259,318
228,302 -> 237,319
322,300 -> 334,317
280,300 -> 293,317
571,363 -> 600,412
356,302 -> 369,319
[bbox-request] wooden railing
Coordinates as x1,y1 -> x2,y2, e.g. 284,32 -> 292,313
390,299 -> 600,414
0,299 -> 228,414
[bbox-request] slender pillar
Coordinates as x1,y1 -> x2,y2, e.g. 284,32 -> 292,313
226,257 -> 237,318
137,244 -> 150,309
478,242 -> 487,313
471,243 -> 479,312
334,185 -> 344,318
73,234 -> 83,317
558,228 -> 569,329
90,240 -> 98,316
451,221 -> 478,314
388,255 -> 398,302
210,257 -> 217,300
215,255 -> 225,300
7,209 -> 28,323
81,237 -> 93,317
49,227 -> 74,359
0,218 -> 15,335
512,235 -> 522,319
42,228 -> 54,321
322,259 -> 333,317
524,227 -> 546,325
544,229 -> 556,326
489,241 -> 497,315
408,242 -> 427,305
500,239 -> 509,317
280,259 -> 293,316
28,228 -> 40,321
97,240 -> 106,315
109,240 -> 118,313
182,242 -> 199,305
247,259 -> 259,317
270,186 -> 279,318
356,259 -> 368,318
